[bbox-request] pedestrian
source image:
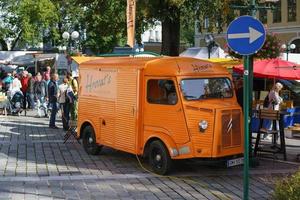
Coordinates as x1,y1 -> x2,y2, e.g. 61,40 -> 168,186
9,73 -> 22,97
20,70 -> 30,109
48,73 -> 59,129
267,82 -> 283,110
34,73 -> 48,118
235,78 -> 243,108
2,72 -> 13,92
262,82 -> 283,140
26,73 -> 35,109
43,66 -> 51,85
58,77 -> 70,130
66,71 -> 78,121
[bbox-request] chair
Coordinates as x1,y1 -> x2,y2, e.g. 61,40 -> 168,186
63,120 -> 80,144
254,109 -> 287,160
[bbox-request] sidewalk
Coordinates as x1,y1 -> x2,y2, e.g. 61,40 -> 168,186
0,112 -> 299,199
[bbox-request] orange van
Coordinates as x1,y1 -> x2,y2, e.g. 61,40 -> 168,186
77,57 -> 244,174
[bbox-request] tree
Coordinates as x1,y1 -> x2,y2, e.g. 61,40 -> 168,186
0,0 -> 58,50
73,0 -> 127,54
137,0 -> 229,56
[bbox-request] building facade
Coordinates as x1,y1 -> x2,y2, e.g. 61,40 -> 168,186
195,0 -> 300,53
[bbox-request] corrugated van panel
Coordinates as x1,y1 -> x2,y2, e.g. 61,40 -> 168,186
78,97 -> 116,144
184,108 -> 214,157
143,106 -> 190,144
115,69 -> 138,153
78,97 -> 102,138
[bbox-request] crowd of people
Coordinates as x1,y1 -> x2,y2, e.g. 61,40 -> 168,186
0,66 -> 78,130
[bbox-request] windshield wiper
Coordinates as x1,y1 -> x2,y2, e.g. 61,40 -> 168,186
185,95 -> 198,100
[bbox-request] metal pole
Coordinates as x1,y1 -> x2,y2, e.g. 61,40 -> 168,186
243,56 -> 250,200
286,48 -> 289,61
243,1 -> 256,200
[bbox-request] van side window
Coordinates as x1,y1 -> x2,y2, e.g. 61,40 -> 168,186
147,79 -> 178,105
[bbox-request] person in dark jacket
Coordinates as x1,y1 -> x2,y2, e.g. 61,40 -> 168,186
26,73 -> 35,109
20,70 -> 29,109
48,73 -> 59,129
34,73 -> 48,117
235,78 -> 243,108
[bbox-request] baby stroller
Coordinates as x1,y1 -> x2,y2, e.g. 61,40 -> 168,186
8,91 -> 23,115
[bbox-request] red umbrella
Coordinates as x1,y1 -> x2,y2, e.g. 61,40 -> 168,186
233,58 -> 300,80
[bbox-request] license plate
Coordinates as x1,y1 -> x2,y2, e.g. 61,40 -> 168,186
227,157 -> 244,167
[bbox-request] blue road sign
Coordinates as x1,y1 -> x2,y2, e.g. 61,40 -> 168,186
227,16 -> 266,55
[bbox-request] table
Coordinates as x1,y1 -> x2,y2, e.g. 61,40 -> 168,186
251,107 -> 300,132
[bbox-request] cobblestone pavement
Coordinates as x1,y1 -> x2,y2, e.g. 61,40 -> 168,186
0,112 -> 299,200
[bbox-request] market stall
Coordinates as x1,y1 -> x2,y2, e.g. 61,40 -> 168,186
233,58 -> 300,131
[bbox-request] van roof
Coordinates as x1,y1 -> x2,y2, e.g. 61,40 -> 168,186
80,57 -> 230,76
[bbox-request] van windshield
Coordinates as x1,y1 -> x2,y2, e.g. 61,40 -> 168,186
180,78 -> 233,100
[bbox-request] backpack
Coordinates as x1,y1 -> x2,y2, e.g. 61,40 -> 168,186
263,93 -> 270,108
66,86 -> 75,103
70,78 -> 78,93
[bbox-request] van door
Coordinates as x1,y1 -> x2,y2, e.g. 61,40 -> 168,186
114,69 -> 138,153
144,78 -> 189,144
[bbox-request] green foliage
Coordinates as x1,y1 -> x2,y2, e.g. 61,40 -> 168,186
73,0 -> 127,54
228,33 -> 283,59
0,0 -> 233,54
273,170 -> 300,200
136,0 -> 227,55
0,0 -> 58,49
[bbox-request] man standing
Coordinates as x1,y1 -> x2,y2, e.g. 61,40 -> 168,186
34,73 -> 48,117
48,73 -> 59,129
43,66 -> 51,84
66,72 -> 78,121
26,73 -> 35,109
20,71 -> 29,109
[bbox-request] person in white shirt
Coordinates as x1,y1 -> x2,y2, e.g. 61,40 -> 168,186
264,82 -> 283,140
8,75 -> 22,97
267,82 -> 283,110
58,77 -> 70,130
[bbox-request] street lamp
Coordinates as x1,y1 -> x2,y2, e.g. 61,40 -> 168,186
204,34 -> 217,59
281,43 -> 296,61
62,31 -> 80,53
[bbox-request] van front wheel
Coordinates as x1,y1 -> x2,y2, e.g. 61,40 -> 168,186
149,140 -> 172,175
82,126 -> 102,155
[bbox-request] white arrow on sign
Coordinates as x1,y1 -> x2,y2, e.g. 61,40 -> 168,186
228,27 -> 263,44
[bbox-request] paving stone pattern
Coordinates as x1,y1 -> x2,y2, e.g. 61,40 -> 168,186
0,113 -> 299,200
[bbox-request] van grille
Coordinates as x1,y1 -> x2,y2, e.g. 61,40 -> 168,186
221,109 -> 241,148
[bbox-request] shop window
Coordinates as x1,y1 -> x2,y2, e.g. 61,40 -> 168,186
273,0 -> 282,23
288,0 -> 296,22
147,79 -> 178,105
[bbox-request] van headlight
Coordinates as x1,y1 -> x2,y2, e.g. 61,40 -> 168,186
199,120 -> 208,132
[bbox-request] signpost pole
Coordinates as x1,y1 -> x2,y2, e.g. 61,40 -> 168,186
243,55 -> 250,200
245,1 -> 256,199
226,12 -> 266,200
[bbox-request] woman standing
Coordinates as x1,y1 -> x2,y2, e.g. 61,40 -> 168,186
267,82 -> 283,110
58,77 -> 70,130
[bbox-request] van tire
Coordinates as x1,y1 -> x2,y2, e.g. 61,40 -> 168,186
149,140 -> 172,175
82,125 -> 102,155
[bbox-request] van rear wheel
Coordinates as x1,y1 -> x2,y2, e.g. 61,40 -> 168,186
82,126 -> 102,155
149,140 -> 172,175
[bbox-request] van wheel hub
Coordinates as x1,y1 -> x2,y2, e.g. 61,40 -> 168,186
155,154 -> 162,162
88,137 -> 93,143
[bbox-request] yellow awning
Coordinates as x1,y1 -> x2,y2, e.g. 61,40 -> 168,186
207,58 -> 241,69
71,56 -> 101,64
